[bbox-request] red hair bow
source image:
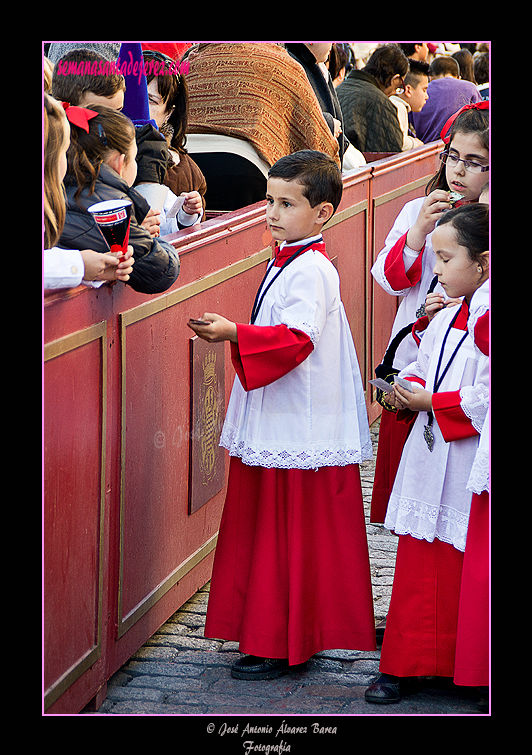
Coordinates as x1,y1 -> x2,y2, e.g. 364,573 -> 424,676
440,101 -> 489,144
62,102 -> 98,132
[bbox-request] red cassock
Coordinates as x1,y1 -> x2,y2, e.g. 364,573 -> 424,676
204,243 -> 376,665
454,309 -> 489,688
370,410 -> 411,524
453,490 -> 489,687
204,456 -> 376,665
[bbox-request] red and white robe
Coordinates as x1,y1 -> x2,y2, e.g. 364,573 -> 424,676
379,284 -> 489,679
204,236 -> 376,665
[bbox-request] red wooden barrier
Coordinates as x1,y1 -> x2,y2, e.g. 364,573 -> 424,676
43,143 -> 441,713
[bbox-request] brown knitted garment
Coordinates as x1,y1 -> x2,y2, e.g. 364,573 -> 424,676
186,43 -> 339,167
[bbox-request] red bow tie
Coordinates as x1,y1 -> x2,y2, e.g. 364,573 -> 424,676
273,240 -> 328,267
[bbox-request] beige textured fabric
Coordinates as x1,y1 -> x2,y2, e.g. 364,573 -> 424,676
186,43 -> 340,168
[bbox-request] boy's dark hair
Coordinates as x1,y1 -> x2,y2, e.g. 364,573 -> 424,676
437,203 -> 489,266
399,43 -> 422,58
364,44 -> 409,89
429,56 -> 460,78
404,59 -> 430,87
51,48 -> 125,105
268,150 -> 343,212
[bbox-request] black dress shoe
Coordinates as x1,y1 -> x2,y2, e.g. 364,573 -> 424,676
365,673 -> 417,704
231,655 -> 289,680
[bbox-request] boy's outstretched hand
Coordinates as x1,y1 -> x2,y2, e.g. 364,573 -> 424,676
187,313 -> 238,343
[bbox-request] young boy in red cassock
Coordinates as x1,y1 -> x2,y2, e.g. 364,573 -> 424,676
188,150 -> 376,679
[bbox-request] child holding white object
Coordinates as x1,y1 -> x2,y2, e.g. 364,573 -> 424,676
365,203 -> 489,704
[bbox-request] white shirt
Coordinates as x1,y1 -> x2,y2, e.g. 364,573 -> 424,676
44,247 -> 103,290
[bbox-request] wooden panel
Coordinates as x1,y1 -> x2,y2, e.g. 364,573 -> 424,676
43,323 -> 106,711
116,245 -> 271,640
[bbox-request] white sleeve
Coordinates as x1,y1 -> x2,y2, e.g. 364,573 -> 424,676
371,198 -> 424,296
44,248 -> 84,289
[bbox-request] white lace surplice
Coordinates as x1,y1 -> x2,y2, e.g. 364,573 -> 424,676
220,247 -> 372,469
384,299 -> 489,552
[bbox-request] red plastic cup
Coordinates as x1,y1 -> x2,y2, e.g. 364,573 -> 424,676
88,199 -> 132,261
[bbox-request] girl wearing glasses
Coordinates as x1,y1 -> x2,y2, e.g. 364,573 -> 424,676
369,103 -> 488,526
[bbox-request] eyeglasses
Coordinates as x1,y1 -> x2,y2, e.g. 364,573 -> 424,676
439,152 -> 489,174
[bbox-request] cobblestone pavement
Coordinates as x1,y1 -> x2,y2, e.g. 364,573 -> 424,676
89,420 -> 487,719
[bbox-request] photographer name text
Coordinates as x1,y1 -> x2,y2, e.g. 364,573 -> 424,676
206,720 -> 338,753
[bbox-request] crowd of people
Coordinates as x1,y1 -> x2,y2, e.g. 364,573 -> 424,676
43,42 -> 490,713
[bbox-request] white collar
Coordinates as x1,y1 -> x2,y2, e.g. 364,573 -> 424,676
280,234 -> 323,250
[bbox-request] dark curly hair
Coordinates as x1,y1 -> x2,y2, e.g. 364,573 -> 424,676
364,44 -> 409,90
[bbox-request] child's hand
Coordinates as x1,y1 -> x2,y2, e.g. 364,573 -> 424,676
407,190 -> 451,250
393,383 -> 433,412
114,245 -> 134,282
425,293 -> 462,321
80,250 -> 118,281
181,191 -> 203,216
141,208 -> 161,237
187,313 -> 238,343
81,245 -> 135,283
381,387 -> 402,409
425,292 -> 445,321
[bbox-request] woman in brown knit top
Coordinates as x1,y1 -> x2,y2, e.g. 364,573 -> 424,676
183,43 -> 340,212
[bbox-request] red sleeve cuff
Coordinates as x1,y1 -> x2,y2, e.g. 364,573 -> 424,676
384,232 -> 424,290
231,323 -> 313,391
474,311 -> 489,355
432,390 -> 479,441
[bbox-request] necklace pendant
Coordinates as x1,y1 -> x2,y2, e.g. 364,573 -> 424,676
423,423 -> 435,452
